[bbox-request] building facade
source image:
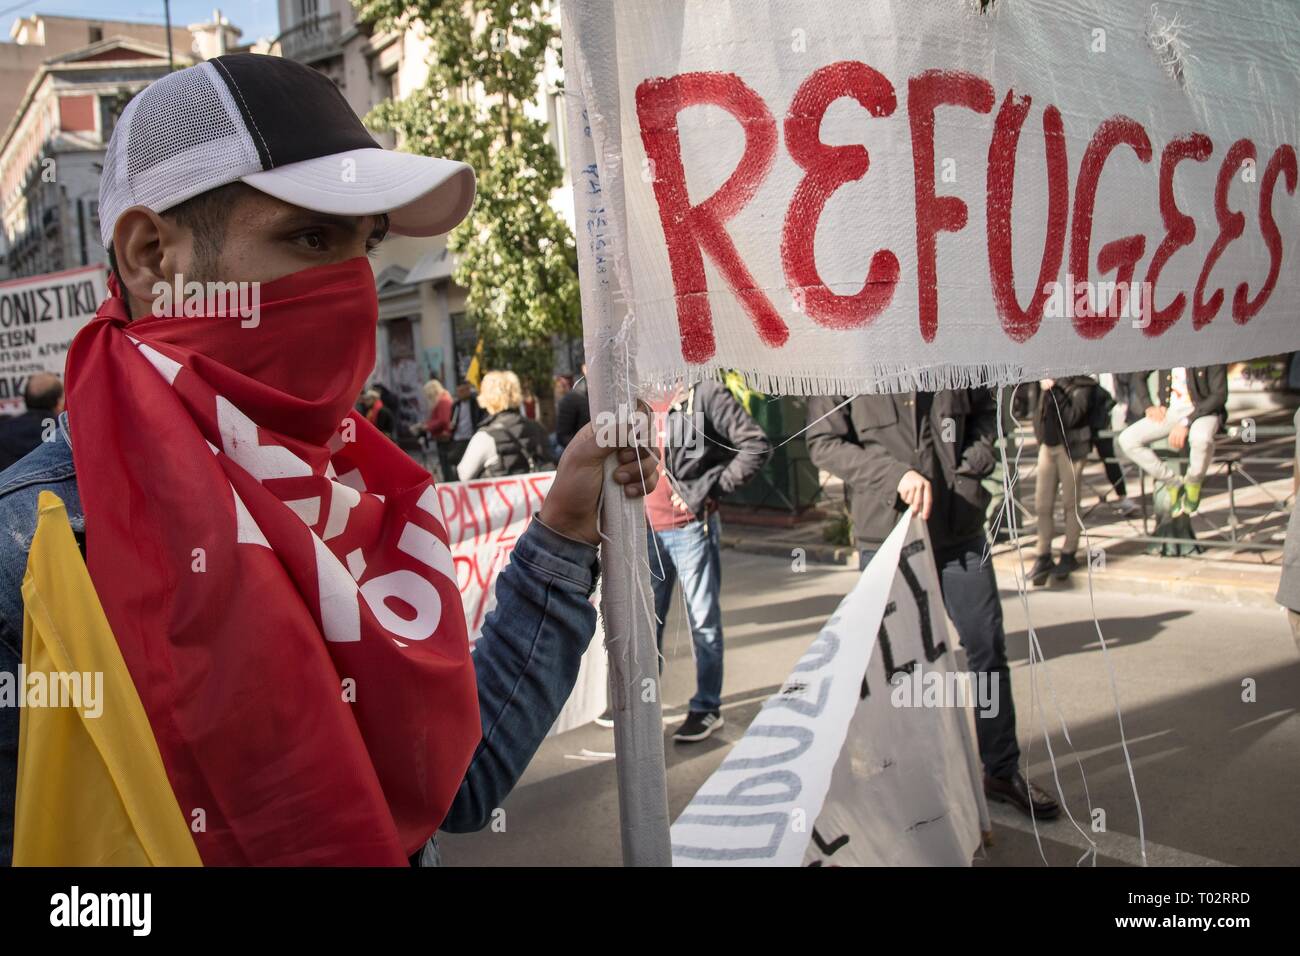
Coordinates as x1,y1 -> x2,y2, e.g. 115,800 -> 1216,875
274,0 -> 577,434
0,12 -> 253,282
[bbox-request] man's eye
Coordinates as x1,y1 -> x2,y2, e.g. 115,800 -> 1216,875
295,231 -> 327,251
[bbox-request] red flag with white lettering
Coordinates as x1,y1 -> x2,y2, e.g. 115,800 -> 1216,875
64,258 -> 480,865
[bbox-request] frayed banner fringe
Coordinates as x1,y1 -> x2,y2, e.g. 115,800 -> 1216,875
635,361 -> 1031,399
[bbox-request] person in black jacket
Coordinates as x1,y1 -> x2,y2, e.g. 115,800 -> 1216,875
555,364 -> 591,452
0,373 -> 64,472
357,387 -> 395,438
1090,376 -> 1141,518
445,381 -> 485,477
1118,366 -> 1228,515
806,389 -> 1060,820
639,378 -> 771,742
1030,376 -> 1095,585
457,371 -> 555,480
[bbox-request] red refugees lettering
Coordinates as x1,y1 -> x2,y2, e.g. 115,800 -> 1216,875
781,60 -> 899,329
633,63 -> 1296,355
635,72 -> 786,363
1070,116 -> 1153,339
986,91 -> 1069,343
1234,144 -> 1297,323
1194,138 -> 1255,328
1142,133 -> 1214,337
908,70 -> 995,342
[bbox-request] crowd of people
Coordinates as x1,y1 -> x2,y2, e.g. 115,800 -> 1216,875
1029,366 -> 1228,584
332,359 -> 1236,773
803,363 -> 1229,820
0,49 -> 1286,872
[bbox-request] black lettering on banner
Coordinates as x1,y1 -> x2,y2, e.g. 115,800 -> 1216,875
862,599 -> 916,699
899,538 -> 947,663
860,537 -> 947,697
70,281 -> 90,315
809,826 -> 850,860
770,674 -> 831,718
877,617 -> 917,689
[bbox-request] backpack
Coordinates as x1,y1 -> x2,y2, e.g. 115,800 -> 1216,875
1087,380 -> 1117,432
483,411 -> 556,476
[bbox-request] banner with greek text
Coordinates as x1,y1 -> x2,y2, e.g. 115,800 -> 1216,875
670,516 -> 986,866
437,472 -> 607,735
562,0 -> 1300,394
0,265 -> 107,414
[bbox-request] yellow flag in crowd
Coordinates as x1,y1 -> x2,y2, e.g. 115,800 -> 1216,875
466,339 -> 485,388
13,491 -> 200,866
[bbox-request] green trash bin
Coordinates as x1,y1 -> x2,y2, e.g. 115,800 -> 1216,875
720,393 -> 821,513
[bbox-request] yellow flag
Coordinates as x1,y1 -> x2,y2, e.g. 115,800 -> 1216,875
465,339 -> 485,388
14,491 -> 201,866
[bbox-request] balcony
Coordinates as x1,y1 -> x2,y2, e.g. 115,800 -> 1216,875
278,12 -> 342,65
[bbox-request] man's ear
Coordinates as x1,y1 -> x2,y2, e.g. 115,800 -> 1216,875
112,206 -> 189,318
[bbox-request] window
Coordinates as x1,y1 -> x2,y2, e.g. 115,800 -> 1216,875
88,25 -> 103,43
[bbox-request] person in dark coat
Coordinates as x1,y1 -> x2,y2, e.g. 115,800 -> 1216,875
806,388 -> 1060,821
445,381 -> 485,477
1030,376 -> 1096,585
640,378 -> 771,743
357,387 -> 395,438
555,364 -> 591,451
0,373 -> 64,472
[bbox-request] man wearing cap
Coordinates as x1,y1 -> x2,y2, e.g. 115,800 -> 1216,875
0,54 -> 657,866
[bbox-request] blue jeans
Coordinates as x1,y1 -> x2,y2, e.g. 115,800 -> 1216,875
860,535 -> 1020,780
649,513 -> 724,714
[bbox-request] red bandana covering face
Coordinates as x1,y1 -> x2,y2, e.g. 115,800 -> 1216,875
64,257 -> 480,865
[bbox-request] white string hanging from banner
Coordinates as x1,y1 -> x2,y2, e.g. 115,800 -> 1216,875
993,384 -> 1148,866
992,387 -> 1096,865
617,370 -> 1147,864
594,324 -> 669,679
1053,385 -> 1149,866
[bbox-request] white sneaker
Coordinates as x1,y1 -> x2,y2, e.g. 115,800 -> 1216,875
1116,497 -> 1140,518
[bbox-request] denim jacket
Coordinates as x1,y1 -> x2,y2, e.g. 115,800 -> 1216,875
0,413 -> 599,865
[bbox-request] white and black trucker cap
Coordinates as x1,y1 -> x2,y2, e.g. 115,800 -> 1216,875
98,53 -> 476,248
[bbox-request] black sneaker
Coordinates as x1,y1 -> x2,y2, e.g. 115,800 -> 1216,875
594,707 -> 614,728
1029,554 -> 1054,587
1052,552 -> 1080,580
672,710 -> 724,742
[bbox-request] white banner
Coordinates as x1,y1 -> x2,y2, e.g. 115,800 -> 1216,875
805,523 -> 987,866
671,516 -> 985,866
0,265 -> 106,414
562,0 -> 1300,394
437,472 -> 607,735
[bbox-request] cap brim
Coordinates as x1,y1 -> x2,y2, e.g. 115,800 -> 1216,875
240,147 -> 476,237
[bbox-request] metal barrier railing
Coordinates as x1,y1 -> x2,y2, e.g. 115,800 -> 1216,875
998,421 -> 1295,554
806,420 -> 1296,556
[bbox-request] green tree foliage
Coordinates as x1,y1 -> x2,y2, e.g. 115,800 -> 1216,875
357,0 -> 580,398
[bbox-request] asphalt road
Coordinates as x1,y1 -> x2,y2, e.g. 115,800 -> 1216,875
438,547 -> 1300,867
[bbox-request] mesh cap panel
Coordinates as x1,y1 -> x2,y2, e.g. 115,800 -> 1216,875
99,62 -> 263,248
